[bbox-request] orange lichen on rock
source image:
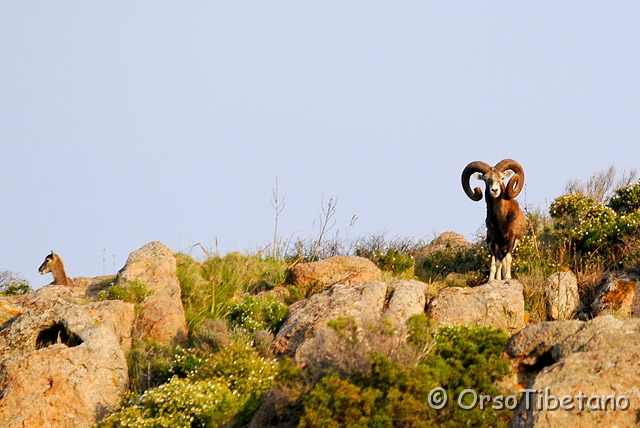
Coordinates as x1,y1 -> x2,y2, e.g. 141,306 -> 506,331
600,280 -> 635,312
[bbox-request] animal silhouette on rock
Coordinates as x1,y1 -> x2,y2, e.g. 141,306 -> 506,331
38,251 -> 74,286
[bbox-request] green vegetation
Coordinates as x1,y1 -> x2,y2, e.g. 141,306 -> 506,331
227,295 -> 288,334
353,234 -> 421,278
355,246 -> 416,277
98,278 -> 152,304
0,271 -> 31,296
176,252 -> 287,328
96,341 -> 278,428
94,167 -> 640,427
417,243 -> 489,285
297,325 -> 511,428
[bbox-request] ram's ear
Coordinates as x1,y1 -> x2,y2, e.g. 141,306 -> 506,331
473,172 -> 485,181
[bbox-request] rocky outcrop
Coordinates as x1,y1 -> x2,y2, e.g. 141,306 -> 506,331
285,256 -> 382,296
423,231 -> 471,253
0,286 -> 128,428
506,320 -> 584,368
427,280 -> 526,333
591,275 -> 640,317
0,300 -> 23,325
273,279 -> 427,371
0,241 -> 192,427
507,316 -> 640,427
86,300 -> 136,350
545,271 -> 580,320
117,241 -> 188,343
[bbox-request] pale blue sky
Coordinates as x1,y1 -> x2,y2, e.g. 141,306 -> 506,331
2,2 -> 639,287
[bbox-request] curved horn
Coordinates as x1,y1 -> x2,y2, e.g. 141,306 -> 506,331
462,161 -> 491,201
495,158 -> 525,199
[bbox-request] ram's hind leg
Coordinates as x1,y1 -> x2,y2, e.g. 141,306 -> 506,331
502,253 -> 511,279
503,238 -> 519,280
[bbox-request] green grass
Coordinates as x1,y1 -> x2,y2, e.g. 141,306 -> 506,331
176,252 -> 287,329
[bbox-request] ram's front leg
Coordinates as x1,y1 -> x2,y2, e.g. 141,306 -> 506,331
496,257 -> 504,280
489,254 -> 498,280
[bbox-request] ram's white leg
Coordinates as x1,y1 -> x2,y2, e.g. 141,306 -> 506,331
503,252 -> 512,280
504,239 -> 519,280
495,258 -> 503,281
489,255 -> 498,280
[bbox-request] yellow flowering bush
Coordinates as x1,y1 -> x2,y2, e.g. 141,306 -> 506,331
227,295 -> 288,333
608,181 -> 640,215
95,341 -> 278,428
549,191 -> 640,268
96,377 -> 240,428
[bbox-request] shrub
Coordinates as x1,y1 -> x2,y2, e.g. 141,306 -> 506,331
190,341 -> 279,425
126,341 -> 178,394
417,244 -> 489,284
406,313 -> 437,361
0,271 -> 31,296
428,325 -> 510,395
99,279 -> 151,304
167,346 -> 207,378
100,340 -> 279,428
326,315 -> 360,347
549,193 -> 640,269
96,376 -> 241,428
299,375 -> 383,428
550,194 -> 618,256
371,248 -> 415,277
298,325 -> 512,428
227,295 -> 288,334
353,234 -> 421,278
608,181 -> 640,215
189,317 -> 232,353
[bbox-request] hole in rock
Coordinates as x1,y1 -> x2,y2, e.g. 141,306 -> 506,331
36,321 -> 83,349
516,350 -> 557,388
529,350 -> 556,371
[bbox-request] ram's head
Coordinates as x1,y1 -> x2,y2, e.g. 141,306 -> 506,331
461,159 -> 525,201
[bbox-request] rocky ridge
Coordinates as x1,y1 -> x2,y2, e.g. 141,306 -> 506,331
0,241 -> 187,427
1,234 -> 639,427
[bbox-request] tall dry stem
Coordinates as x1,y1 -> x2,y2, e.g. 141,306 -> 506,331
271,177 -> 285,259
311,196 -> 338,261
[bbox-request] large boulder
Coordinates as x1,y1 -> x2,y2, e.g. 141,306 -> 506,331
273,279 -> 427,371
117,241 -> 188,343
427,280 -> 526,333
591,275 -> 640,317
285,256 -> 382,296
507,316 -> 640,427
0,286 -> 128,428
86,300 -> 136,350
506,320 -> 585,367
422,231 -> 471,254
545,271 -> 581,320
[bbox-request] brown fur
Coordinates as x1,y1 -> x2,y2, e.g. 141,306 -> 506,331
462,159 -> 526,280
38,251 -> 74,286
484,181 -> 526,264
